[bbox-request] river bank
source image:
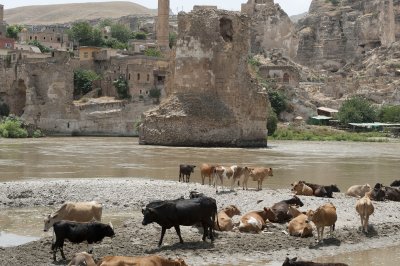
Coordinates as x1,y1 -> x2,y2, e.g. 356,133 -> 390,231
0,178 -> 399,265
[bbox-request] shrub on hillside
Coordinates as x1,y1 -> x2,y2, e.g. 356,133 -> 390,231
337,96 -> 377,124
268,90 -> 288,116
267,110 -> 278,136
73,69 -> 101,97
378,105 -> 400,123
0,116 -> 28,138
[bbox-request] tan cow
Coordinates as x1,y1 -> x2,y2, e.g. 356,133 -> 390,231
346,184 -> 371,198
68,252 -> 96,266
287,206 -> 313,237
291,181 -> 314,196
355,194 -> 374,233
97,255 -> 188,266
200,163 -> 216,185
238,207 -> 276,233
213,165 -> 251,192
214,205 -> 241,231
44,201 -> 102,232
306,203 -> 337,242
243,167 -> 273,190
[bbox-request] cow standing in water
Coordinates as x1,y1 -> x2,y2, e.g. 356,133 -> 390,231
179,164 -> 196,183
142,196 -> 218,247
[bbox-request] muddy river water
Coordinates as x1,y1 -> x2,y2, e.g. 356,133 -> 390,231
0,137 -> 399,265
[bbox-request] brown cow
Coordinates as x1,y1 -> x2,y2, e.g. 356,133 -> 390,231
356,194 -> 374,233
68,252 -> 96,266
238,207 -> 276,233
346,184 -> 371,198
291,182 -> 314,196
97,255 -> 188,266
214,205 -> 241,231
306,203 -> 337,242
200,163 -> 216,185
243,167 -> 273,190
44,201 -> 102,232
287,206 -> 313,237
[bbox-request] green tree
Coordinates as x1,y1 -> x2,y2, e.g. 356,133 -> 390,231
98,19 -> 113,28
6,25 -> 23,40
132,32 -> 147,40
144,48 -> 162,57
92,28 -> 105,47
337,96 -> 377,124
169,32 -> 177,48
113,75 -> 130,99
69,22 -> 97,46
111,24 -> 132,43
378,105 -> 400,123
267,110 -> 278,136
104,38 -> 128,49
28,40 -> 51,53
268,90 -> 287,116
73,69 -> 101,97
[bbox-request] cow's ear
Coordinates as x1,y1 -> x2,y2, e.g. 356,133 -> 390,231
109,222 -> 113,229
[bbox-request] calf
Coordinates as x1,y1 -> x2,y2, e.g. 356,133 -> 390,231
179,164 -> 196,183
384,186 -> 400,201
200,163 -> 216,185
287,206 -> 313,238
97,255 -> 188,266
214,205 -> 241,231
68,252 -> 96,266
390,180 -> 400,187
355,194 -> 374,233
283,257 -> 349,266
366,183 -> 386,201
52,220 -> 115,261
306,203 -> 337,242
244,167 -> 273,191
300,181 -> 339,198
271,195 -> 304,223
346,184 -> 371,198
291,182 -> 313,196
44,201 -> 103,232
142,196 -> 217,246
238,207 -> 276,233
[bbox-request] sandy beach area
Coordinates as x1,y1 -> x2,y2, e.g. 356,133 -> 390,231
0,178 -> 399,265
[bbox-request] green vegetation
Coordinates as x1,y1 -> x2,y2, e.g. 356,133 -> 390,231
0,116 -> 28,138
149,87 -> 161,99
113,75 -> 130,99
6,24 -> 23,40
378,105 -> 400,123
104,38 -> 128,49
73,69 -> 101,97
326,0 -> 340,6
132,32 -> 147,40
268,90 -> 288,116
28,40 -> 51,53
337,96 -> 377,124
267,111 -> 278,136
144,48 -> 162,57
68,21 -> 104,47
169,32 -> 177,48
248,55 -> 261,67
111,24 -> 132,43
270,125 -> 388,142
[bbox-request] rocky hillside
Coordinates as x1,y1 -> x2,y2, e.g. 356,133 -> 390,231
4,1 -> 157,25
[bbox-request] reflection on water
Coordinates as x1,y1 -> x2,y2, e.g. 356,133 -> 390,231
0,137 -> 399,190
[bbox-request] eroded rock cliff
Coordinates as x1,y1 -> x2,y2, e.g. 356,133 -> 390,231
139,8 -> 268,147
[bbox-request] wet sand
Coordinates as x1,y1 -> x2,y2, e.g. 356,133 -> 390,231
0,178 -> 399,265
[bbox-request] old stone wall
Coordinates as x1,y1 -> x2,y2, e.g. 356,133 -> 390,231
241,0 -> 298,59
140,9 -> 268,147
295,0 -> 396,70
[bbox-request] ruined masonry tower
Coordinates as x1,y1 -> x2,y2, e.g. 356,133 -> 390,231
157,0 -> 169,51
0,4 -> 3,22
0,4 -> 5,37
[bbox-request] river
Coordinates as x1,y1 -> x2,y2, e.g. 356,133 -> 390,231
0,137 -> 399,265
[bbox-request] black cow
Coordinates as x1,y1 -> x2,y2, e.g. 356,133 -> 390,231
283,257 -> 349,266
142,196 -> 217,247
179,164 -> 196,182
52,220 -> 115,261
368,183 -> 386,201
301,181 -> 340,198
385,186 -> 400,201
390,180 -> 400,187
271,196 -> 304,223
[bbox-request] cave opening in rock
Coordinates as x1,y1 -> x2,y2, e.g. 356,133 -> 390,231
219,17 -> 233,42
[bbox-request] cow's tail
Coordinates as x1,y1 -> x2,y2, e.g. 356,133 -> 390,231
214,204 -> 220,232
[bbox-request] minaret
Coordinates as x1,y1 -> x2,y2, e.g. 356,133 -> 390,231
0,4 -> 3,22
0,4 -> 5,37
157,0 -> 170,52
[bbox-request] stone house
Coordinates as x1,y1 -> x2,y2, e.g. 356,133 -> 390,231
258,65 -> 300,87
18,25 -> 73,51
79,46 -> 102,61
0,37 -> 14,49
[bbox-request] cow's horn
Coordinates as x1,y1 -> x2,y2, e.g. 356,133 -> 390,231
109,222 -> 113,229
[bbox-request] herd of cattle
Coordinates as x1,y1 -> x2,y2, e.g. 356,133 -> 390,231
41,164 -> 400,266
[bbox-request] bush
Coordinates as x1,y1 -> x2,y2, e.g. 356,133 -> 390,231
28,40 -> 51,53
169,32 -> 177,48
378,105 -> 400,123
0,117 -> 28,138
149,87 -> 161,99
144,48 -> 162,57
74,69 -> 101,97
267,110 -> 278,136
268,90 -> 288,116
113,75 -> 130,99
32,129 -> 44,138
337,96 -> 377,124
248,55 -> 261,67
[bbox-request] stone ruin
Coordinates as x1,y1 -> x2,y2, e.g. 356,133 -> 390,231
139,8 -> 268,147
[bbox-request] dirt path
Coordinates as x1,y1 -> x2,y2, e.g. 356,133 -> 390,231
0,178 -> 399,265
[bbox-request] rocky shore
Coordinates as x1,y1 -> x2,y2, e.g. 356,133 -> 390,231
0,178 -> 400,265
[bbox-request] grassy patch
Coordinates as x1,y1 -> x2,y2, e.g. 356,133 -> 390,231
270,124 -> 389,142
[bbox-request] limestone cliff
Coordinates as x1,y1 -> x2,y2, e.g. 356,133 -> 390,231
296,0 -> 396,70
242,0 -> 298,59
139,8 -> 268,147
